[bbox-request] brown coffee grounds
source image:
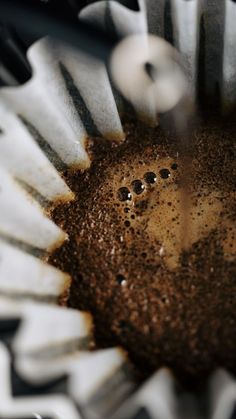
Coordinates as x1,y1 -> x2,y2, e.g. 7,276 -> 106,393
48,114 -> 236,387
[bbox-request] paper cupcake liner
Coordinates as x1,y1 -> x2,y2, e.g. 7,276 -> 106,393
0,1 -> 235,419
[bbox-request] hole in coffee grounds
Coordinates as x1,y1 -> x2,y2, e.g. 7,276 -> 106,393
171,163 -> 178,170
144,171 -> 157,184
124,220 -> 131,227
116,274 -> 127,286
159,168 -> 171,179
131,179 -> 145,195
117,187 -> 132,201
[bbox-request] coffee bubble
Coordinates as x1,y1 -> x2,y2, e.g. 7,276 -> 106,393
159,168 -> 171,179
117,187 -> 132,201
131,179 -> 145,195
144,171 -> 157,184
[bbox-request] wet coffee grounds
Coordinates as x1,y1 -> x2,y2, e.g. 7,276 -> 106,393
48,114 -> 236,387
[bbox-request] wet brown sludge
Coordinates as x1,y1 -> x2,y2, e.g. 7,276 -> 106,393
48,113 -> 236,388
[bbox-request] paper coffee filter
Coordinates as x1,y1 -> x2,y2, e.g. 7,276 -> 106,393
0,2 -> 152,419
80,0 -> 147,37
0,1 -> 235,419
0,0 -> 152,296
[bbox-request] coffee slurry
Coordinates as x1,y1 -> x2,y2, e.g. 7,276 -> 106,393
49,114 -> 236,386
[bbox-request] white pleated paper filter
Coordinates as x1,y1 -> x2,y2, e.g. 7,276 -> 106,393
0,1 -> 235,419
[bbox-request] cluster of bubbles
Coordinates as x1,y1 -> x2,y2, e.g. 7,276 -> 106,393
114,163 -> 179,286
117,165 -> 178,202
